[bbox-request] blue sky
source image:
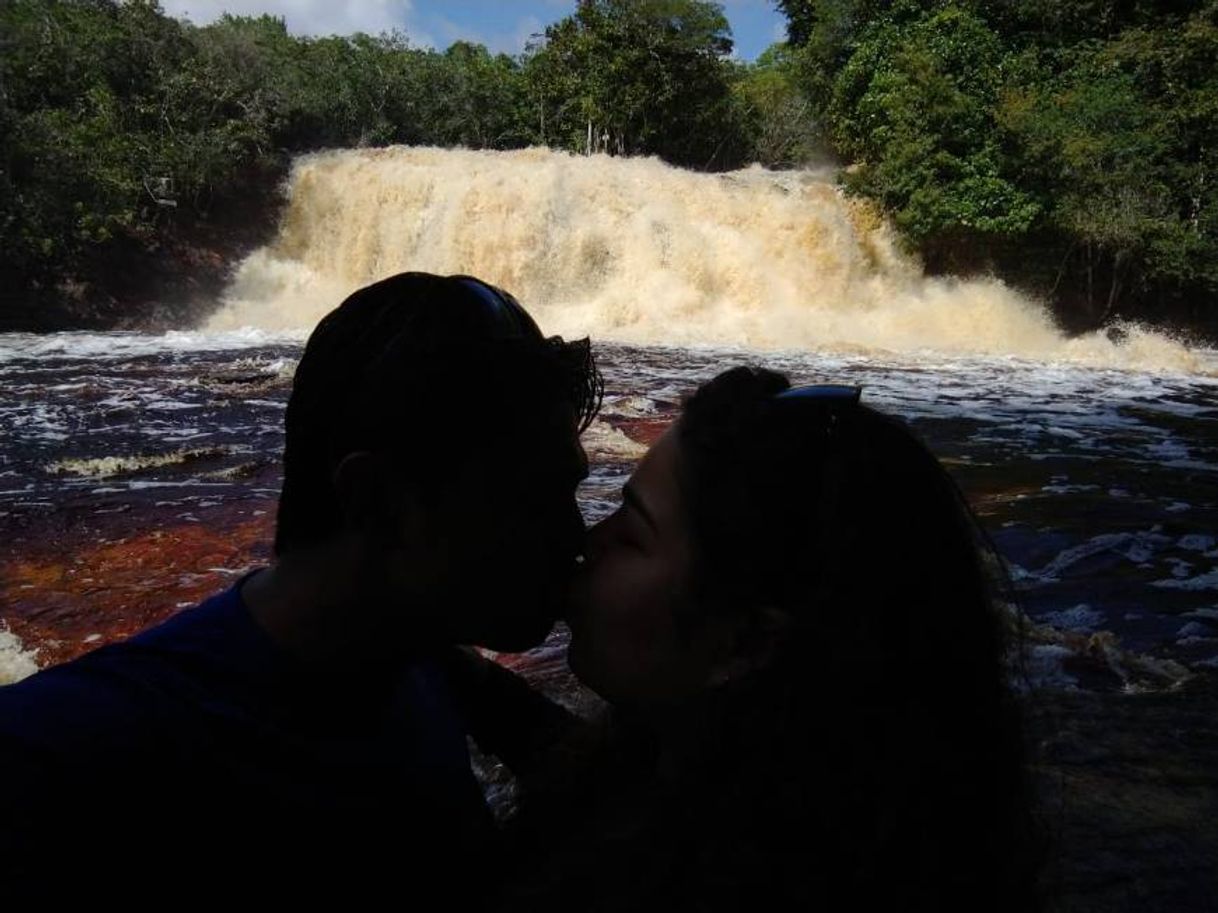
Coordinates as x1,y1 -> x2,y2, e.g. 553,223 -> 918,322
159,1 -> 789,60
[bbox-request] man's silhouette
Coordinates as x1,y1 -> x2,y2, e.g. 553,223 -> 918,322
0,272 -> 601,902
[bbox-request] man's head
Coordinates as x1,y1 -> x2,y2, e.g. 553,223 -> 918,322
275,272 -> 601,651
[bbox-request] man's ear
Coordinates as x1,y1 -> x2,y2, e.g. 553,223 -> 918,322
332,452 -> 415,543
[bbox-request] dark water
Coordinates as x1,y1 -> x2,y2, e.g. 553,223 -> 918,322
2,331 -> 1217,691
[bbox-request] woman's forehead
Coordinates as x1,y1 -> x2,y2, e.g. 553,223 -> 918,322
629,427 -> 684,521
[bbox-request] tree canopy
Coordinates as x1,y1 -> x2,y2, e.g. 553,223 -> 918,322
4,0 -> 803,306
778,0 -> 1218,326
523,0 -> 745,167
4,0 -> 1214,333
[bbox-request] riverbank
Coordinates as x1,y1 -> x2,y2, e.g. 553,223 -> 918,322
917,234 -> 1218,347
0,175 -> 285,334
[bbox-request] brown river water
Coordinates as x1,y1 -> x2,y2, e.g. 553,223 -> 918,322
4,148 -> 1218,701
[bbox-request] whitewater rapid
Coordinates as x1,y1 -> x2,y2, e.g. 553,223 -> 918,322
203,146 -> 1213,375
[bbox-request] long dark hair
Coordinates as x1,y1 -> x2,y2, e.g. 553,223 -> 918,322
668,365 -> 1041,910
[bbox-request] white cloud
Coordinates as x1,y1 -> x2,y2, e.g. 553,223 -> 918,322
506,15 -> 546,55
160,0 -> 421,39
424,12 -> 545,55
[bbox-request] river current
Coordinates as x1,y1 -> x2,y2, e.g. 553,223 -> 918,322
3,148 -> 1217,691
1,330 -> 1216,694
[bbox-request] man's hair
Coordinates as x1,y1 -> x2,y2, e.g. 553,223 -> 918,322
273,272 -> 602,556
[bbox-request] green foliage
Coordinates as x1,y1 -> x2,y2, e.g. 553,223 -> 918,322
422,42 -> 532,149
4,0 -> 769,300
830,6 -> 1039,244
522,0 -> 748,168
730,43 -> 824,167
998,13 -> 1218,309
5,0 -> 1213,331
778,0 -> 1218,323
1,1 -> 283,276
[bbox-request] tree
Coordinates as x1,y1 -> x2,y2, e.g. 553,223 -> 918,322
998,10 -> 1218,318
828,6 -> 1039,257
731,43 -> 823,168
524,0 -> 748,168
774,0 -> 1218,326
421,42 -> 531,149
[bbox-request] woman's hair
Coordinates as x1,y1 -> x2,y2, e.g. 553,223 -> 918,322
669,366 -> 1041,910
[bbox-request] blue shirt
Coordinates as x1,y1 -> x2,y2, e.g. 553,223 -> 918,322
0,573 -> 494,902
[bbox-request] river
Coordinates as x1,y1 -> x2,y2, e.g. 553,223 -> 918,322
3,148 -> 1217,697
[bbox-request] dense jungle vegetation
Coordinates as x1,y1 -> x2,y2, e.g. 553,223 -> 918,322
2,0 -> 1214,332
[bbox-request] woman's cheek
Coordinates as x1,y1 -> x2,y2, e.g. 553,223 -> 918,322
566,558 -> 635,689
609,559 -> 685,686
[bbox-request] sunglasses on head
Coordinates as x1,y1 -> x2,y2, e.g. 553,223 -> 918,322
453,276 -> 542,341
774,384 -> 862,404
769,383 -> 863,449
454,275 -> 604,433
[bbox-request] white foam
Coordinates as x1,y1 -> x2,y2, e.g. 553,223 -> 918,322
1024,531 -> 1172,583
197,146 -> 1218,376
0,625 -> 39,685
1177,621 -> 1215,639
1040,483 -> 1100,495
1039,604 -> 1107,632
1153,568 -> 1218,591
1179,534 -> 1217,552
46,448 -> 230,478
0,328 -> 305,363
582,420 -> 650,461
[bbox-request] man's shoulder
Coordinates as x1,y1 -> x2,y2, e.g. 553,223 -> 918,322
0,578 -> 256,754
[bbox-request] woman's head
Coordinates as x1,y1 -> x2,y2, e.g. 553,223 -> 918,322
566,365 -> 1035,906
569,365 -> 1008,705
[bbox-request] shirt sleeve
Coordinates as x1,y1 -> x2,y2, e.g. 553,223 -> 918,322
0,651 -> 171,872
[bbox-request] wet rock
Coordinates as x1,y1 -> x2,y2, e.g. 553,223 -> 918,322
1029,678 -> 1218,911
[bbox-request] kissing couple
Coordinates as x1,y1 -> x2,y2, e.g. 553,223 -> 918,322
0,272 -> 1039,911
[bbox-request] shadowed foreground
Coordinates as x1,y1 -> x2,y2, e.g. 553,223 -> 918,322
1031,681 -> 1218,911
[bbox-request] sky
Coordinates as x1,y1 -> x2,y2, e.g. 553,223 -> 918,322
158,1 -> 789,61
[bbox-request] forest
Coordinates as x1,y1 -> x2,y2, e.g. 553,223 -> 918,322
2,0 -> 1214,333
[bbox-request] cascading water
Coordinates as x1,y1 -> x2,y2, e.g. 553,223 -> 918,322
207,146 -> 1209,373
